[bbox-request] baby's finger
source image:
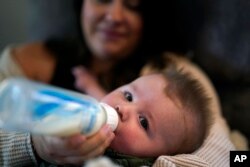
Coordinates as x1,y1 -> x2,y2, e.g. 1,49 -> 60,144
72,66 -> 87,76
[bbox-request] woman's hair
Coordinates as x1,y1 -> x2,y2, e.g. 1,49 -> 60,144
71,0 -> 168,90
43,0 -> 151,91
161,59 -> 213,153
45,0 -> 205,92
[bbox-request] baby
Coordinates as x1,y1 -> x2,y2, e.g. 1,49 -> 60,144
102,64 -> 212,157
40,61 -> 213,167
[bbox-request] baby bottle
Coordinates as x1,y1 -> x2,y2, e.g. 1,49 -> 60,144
0,77 -> 118,137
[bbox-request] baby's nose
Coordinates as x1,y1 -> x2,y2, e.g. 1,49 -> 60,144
115,105 -> 132,121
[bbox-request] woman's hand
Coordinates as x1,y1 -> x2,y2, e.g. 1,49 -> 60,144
72,66 -> 107,100
32,125 -> 115,165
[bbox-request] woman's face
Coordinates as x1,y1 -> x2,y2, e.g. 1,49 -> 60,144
82,0 -> 143,60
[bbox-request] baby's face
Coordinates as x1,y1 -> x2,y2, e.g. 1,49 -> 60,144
101,74 -> 189,157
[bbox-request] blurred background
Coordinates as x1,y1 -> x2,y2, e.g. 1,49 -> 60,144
0,0 -> 249,147
0,0 -> 79,50
0,1 -> 30,50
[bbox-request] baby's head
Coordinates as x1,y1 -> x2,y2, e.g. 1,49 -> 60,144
160,65 -> 213,153
101,63 -> 212,158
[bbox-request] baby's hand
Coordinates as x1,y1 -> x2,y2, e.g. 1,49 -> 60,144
72,66 -> 107,100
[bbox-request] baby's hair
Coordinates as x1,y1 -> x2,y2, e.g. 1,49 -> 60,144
160,58 -> 213,153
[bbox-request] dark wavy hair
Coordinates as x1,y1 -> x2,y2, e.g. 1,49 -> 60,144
46,0 -> 205,91
70,0 -> 171,90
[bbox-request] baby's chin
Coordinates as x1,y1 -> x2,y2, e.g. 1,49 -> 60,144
108,139 -> 119,151
108,139 -> 138,156
109,139 -> 164,158
108,139 -> 128,154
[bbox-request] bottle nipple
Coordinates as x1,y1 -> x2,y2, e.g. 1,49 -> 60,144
100,103 -> 119,131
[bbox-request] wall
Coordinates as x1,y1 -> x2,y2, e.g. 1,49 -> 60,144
0,0 -> 30,50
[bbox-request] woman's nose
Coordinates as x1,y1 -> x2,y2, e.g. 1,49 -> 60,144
115,105 -> 132,121
105,1 -> 125,23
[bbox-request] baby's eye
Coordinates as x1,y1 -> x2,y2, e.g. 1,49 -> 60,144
139,116 -> 148,130
124,91 -> 133,102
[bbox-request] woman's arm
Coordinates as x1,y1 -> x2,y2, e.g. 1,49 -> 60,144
32,125 -> 114,165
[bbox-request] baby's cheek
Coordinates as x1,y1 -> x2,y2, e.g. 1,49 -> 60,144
109,130 -> 138,154
101,92 -> 118,106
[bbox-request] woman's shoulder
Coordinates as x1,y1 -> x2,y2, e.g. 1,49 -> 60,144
12,42 -> 56,82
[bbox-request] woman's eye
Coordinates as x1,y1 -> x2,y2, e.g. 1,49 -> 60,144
139,116 -> 148,130
93,0 -> 112,4
125,0 -> 141,10
124,91 -> 133,102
